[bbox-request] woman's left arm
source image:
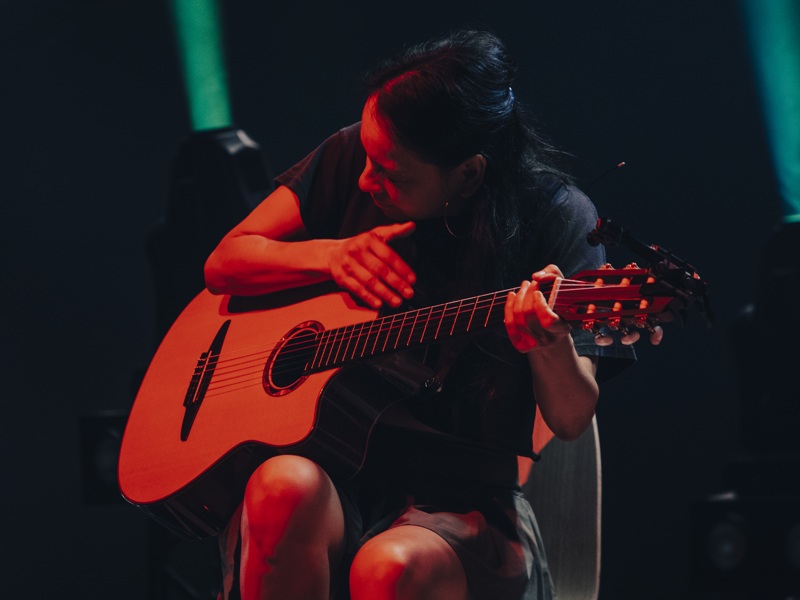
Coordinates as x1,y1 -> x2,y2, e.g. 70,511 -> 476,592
504,265 -> 599,441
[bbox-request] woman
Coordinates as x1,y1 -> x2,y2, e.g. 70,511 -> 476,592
205,30 -> 640,600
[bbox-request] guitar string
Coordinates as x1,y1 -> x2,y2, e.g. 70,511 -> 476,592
202,279 -> 601,379
194,279 -> 648,397
201,315 -> 654,398
201,279 -> 645,391
203,279 -> 645,389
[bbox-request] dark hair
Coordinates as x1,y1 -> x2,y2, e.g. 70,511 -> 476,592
364,30 -> 571,290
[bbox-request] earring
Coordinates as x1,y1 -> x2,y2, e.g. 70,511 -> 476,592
444,202 -> 468,239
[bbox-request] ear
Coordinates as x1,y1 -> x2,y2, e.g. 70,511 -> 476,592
457,154 -> 487,197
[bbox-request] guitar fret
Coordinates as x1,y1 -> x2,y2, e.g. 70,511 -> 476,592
344,324 -> 358,361
419,306 -> 433,344
311,331 -> 325,369
429,304 -> 444,342
407,309 -> 421,346
343,325 -> 355,359
341,323 -> 356,363
371,317 -> 384,356
356,321 -> 367,358
394,312 -> 409,349
466,297 -> 478,332
434,302 -> 451,340
328,327 -> 344,365
357,321 -> 373,358
450,299 -> 466,336
364,321 -> 376,357
323,327 -> 337,367
381,315 -> 395,354
318,329 -> 334,368
484,293 -> 497,328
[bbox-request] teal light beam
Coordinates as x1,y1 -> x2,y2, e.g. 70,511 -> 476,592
169,0 -> 233,131
740,0 -> 800,223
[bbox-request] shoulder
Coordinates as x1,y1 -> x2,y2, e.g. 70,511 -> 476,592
526,177 -> 599,237
544,180 -> 596,219
319,122 -> 363,159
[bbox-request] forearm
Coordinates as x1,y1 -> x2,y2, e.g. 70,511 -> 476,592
527,334 -> 599,441
204,234 -> 340,296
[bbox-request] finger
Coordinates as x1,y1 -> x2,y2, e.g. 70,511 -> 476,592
374,221 -> 416,243
504,290 -> 524,346
337,262 -> 392,309
505,286 -> 540,352
347,258 -> 413,308
520,281 -> 564,333
531,264 -> 564,283
366,229 -> 417,292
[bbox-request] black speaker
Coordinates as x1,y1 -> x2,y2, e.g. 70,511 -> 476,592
80,410 -> 129,504
689,490 -> 800,599
148,127 -> 273,339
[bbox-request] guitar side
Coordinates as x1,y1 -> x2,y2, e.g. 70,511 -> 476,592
117,285 -> 378,538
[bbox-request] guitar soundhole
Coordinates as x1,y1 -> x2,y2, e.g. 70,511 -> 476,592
263,321 -> 322,396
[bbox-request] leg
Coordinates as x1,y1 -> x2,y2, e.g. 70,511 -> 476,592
239,455 -> 346,600
349,525 -> 469,600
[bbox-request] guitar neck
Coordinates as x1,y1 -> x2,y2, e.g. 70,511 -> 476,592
308,289 -> 511,372
302,263 -> 701,374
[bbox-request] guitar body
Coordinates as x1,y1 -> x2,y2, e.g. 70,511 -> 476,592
118,284 -> 418,539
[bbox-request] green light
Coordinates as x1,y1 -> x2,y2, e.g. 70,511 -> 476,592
740,0 -> 800,222
169,0 -> 232,131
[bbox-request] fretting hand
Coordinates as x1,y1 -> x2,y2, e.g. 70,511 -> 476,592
504,265 -> 572,353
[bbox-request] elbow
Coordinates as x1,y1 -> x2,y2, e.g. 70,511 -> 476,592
549,390 -> 599,442
552,418 -> 594,442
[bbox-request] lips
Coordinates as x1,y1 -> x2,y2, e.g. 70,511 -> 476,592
371,195 -> 405,219
371,195 -> 392,210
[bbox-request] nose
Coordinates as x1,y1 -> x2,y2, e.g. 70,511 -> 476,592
358,159 -> 381,193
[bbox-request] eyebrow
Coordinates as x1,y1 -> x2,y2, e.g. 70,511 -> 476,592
367,152 -> 405,177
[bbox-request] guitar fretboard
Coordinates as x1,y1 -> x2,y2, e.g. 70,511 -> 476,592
308,290 -> 511,372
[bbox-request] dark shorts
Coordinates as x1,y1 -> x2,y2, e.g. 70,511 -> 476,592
335,475 -> 555,600
219,471 -> 554,600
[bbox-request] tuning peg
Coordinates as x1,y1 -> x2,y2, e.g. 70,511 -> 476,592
619,326 -> 641,345
594,331 -> 614,346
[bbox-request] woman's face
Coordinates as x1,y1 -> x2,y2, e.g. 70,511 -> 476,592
358,96 -> 466,221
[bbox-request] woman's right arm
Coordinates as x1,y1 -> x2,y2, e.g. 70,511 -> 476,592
204,185 -> 418,308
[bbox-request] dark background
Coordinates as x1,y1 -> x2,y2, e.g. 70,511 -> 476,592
1,1 -> 793,598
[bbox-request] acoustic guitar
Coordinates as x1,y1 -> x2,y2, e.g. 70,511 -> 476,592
118,220 -> 711,539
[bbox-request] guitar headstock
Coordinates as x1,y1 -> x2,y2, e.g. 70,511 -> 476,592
583,217 -> 713,329
552,259 -> 712,343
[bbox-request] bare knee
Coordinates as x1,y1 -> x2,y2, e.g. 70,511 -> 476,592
238,456 -> 345,598
243,455 -> 338,536
350,536 -> 413,598
349,527 -> 468,600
